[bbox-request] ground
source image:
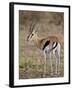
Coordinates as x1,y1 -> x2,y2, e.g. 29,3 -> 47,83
19,11 -> 64,79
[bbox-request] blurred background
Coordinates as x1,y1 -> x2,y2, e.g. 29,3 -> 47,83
19,10 -> 64,79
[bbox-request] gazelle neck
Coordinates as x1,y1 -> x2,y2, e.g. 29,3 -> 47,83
33,35 -> 40,48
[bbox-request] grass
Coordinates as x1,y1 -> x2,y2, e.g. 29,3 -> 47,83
19,12 -> 64,79
19,48 -> 64,79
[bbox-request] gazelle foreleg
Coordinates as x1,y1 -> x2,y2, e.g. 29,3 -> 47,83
43,50 -> 47,77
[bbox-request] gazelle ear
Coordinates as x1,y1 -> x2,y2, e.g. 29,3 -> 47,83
32,30 -> 38,35
32,29 -> 37,33
35,29 -> 37,32
33,23 -> 39,33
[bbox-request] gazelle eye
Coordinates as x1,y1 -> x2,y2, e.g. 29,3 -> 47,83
30,34 -> 34,38
32,34 -> 34,36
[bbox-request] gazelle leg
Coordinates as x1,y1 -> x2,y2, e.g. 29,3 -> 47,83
55,50 -> 58,75
50,52 -> 53,76
43,51 -> 47,77
55,49 -> 60,75
57,52 -> 60,75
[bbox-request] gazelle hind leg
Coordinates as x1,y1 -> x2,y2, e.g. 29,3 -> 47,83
49,52 -> 53,76
55,43 -> 60,75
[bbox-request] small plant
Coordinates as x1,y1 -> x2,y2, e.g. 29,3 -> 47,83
19,64 -> 24,68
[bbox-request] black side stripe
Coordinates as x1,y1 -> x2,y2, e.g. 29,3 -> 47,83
51,42 -> 58,51
42,41 -> 50,50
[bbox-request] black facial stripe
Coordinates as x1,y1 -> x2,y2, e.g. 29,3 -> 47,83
27,35 -> 29,40
30,34 -> 34,38
42,41 -> 50,50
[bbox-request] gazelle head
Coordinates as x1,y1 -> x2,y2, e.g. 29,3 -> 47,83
27,21 -> 38,41
27,30 -> 38,41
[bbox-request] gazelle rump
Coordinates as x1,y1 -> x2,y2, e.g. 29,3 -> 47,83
27,23 -> 63,77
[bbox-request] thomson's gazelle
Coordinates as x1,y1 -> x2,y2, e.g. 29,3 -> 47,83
27,22 -> 63,77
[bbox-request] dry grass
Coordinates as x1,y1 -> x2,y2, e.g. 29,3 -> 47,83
19,11 -> 64,79
19,30 -> 64,79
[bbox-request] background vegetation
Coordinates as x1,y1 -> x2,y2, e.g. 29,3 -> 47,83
19,10 -> 64,79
